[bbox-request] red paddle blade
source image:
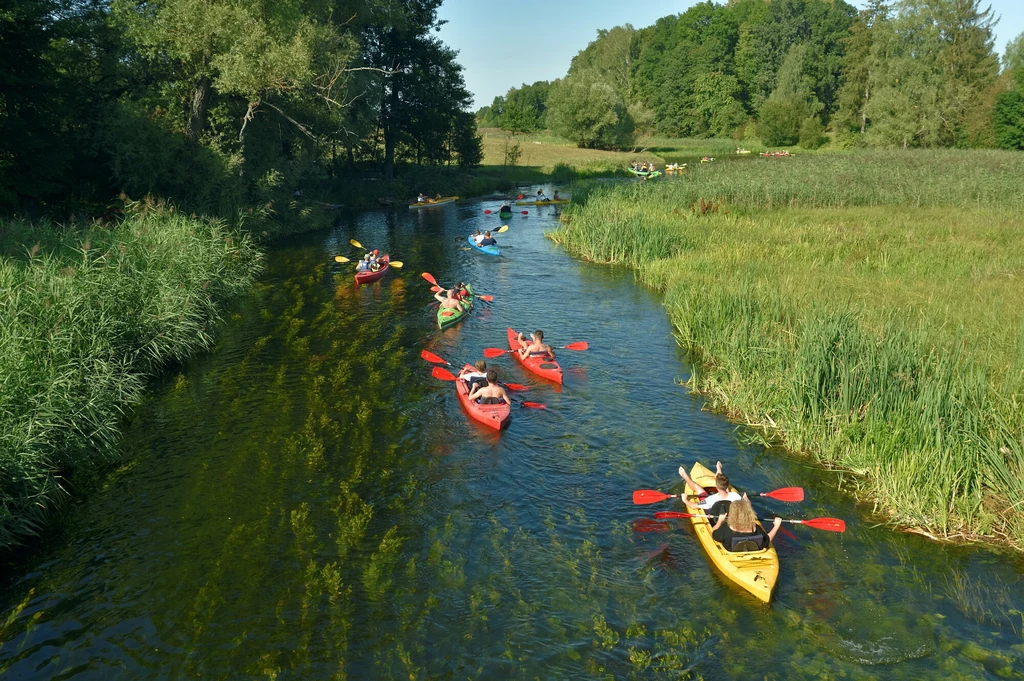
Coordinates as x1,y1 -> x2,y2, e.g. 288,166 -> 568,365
521,210 -> 528,214
421,272 -> 438,286
420,350 -> 446,364
654,511 -> 696,519
520,401 -> 546,409
504,383 -> 528,391
478,295 -> 494,302
483,210 -> 492,214
563,341 -> 589,351
431,366 -> 457,381
516,194 -> 524,199
483,348 -> 509,358
801,517 -> 846,532
430,285 -> 443,292
633,490 -> 674,505
762,487 -> 804,502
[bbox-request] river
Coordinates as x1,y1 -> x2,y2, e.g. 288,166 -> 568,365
1,196 -> 1022,679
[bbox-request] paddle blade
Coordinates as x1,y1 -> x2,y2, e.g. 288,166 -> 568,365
520,401 -> 546,409
334,255 -> 350,263
563,341 -> 589,351
483,348 -> 509,358
516,194 -> 524,199
654,511 -> 696,519
350,239 -> 363,249
801,517 -> 846,533
504,383 -> 528,391
389,261 -> 403,268
431,366 -> 457,381
633,490 -> 675,505
483,210 -> 492,214
521,210 -> 528,214
761,487 -> 804,502
430,286 -> 443,292
420,350 -> 446,364
478,295 -> 494,302
421,272 -> 438,286
496,225 -> 509,233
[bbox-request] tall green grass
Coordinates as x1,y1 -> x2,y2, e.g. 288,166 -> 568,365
0,201 -> 261,547
552,150 -> 1024,547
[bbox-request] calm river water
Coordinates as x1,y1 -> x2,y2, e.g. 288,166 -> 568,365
1,196 -> 1023,679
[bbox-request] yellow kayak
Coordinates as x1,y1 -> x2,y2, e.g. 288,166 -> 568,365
686,462 -> 779,603
514,199 -> 568,206
408,196 -> 458,209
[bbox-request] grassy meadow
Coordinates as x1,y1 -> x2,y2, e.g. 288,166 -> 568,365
0,202 -> 261,547
551,150 -> 1024,547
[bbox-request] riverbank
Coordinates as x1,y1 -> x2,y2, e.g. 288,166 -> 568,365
551,150 -> 1024,549
0,201 -> 261,548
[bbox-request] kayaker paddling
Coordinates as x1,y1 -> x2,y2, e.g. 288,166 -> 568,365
471,229 -> 484,245
516,330 -> 554,360
499,201 -> 511,213
479,231 -> 497,247
459,360 -> 488,393
434,288 -> 464,313
468,370 -> 511,406
679,461 -> 741,515
711,495 -> 783,552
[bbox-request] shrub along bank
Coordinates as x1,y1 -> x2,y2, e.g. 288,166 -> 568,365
0,202 -> 261,548
551,150 -> 1024,548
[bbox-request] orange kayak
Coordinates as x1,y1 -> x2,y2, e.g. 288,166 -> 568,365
455,364 -> 511,430
507,327 -> 562,384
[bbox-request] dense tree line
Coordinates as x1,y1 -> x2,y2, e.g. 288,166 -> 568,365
0,0 -> 481,215
480,0 -> 1024,151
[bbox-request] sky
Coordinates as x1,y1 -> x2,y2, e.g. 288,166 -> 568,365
436,0 -> 1024,110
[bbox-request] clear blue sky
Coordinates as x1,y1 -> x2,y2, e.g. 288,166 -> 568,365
436,0 -> 1024,110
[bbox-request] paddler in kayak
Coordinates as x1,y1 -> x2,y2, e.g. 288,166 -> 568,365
458,360 -> 488,393
710,495 -> 783,552
536,188 -> 548,201
434,288 -> 464,313
468,369 -> 511,405
552,190 -> 561,201
356,254 -> 372,272
471,229 -> 484,245
678,461 -> 741,515
498,201 -> 511,213
479,231 -> 497,247
516,329 -> 554,360
454,281 -> 470,301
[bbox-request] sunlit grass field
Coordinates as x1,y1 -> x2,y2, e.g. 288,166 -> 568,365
551,150 -> 1024,547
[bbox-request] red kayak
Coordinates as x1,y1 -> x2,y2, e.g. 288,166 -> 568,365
354,254 -> 390,285
455,364 -> 511,430
507,327 -> 562,384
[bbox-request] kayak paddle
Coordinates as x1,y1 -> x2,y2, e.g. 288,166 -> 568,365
774,517 -> 846,532
422,354 -> 527,391
484,341 -> 588,358
350,239 -> 363,249
633,486 -> 804,505
483,210 -> 492,214
431,367 -> 544,408
654,511 -> 844,532
334,255 -> 350,263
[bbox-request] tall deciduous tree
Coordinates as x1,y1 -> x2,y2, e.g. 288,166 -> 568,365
548,71 -> 635,150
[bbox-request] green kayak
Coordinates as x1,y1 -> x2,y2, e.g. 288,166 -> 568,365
437,284 -> 474,329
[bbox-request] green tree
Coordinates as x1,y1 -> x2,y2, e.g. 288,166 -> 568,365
994,70 -> 1024,149
834,1 -> 891,139
759,43 -> 823,145
548,72 -> 634,149
499,82 -> 551,134
1005,32 -> 1024,73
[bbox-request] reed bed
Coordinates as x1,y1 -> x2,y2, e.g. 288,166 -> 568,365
552,150 -> 1024,547
0,202 -> 261,547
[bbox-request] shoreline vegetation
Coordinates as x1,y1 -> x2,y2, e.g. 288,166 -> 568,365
0,200 -> 260,548
550,150 -> 1024,549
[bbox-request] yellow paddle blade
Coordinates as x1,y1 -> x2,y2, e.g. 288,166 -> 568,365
389,260 -> 403,268
350,239 -> 363,249
497,225 -> 509,233
334,255 -> 350,263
